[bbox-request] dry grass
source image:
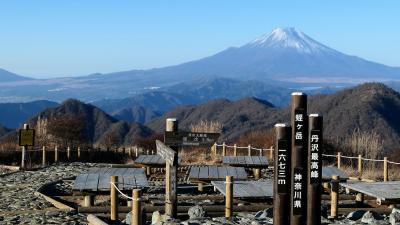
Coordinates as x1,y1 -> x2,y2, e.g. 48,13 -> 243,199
179,147 -> 221,165
190,120 -> 222,133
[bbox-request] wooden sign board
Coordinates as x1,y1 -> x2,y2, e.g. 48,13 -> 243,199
19,129 -> 35,146
156,140 -> 177,165
164,131 -> 220,147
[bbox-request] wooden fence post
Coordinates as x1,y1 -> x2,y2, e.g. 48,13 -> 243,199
110,176 -> 118,221
356,192 -> 364,206
84,195 -> 94,207
42,146 -> 46,167
54,146 -> 58,163
225,175 -> 233,218
21,124 -> 29,169
358,154 -> 362,180
67,146 -> 71,160
222,142 -> 226,156
269,147 -> 273,160
307,114 -> 323,225
78,147 -> 81,159
234,144 -> 237,156
384,157 -> 388,182
248,144 -> 251,156
337,152 -> 341,169
274,123 -> 291,225
259,148 -> 262,157
290,92 -> 308,225
330,175 -> 339,219
131,189 -> 142,225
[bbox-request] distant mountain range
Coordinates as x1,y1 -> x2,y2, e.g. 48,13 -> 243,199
2,83 -> 400,153
0,100 -> 58,128
0,68 -> 32,82
0,27 -> 399,103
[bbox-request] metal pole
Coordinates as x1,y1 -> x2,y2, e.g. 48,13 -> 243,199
307,114 -> 323,225
290,92 -> 308,225
274,123 -> 291,225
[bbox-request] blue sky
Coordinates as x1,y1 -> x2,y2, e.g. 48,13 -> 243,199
0,1 -> 399,78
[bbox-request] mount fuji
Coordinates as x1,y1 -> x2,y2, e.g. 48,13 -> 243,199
1,27 -> 400,103
155,27 -> 400,82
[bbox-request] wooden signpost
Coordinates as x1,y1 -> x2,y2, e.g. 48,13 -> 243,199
290,92 -> 308,225
307,114 -> 323,225
19,124 -> 35,169
158,118 -> 179,218
274,123 -> 291,225
164,131 -> 220,147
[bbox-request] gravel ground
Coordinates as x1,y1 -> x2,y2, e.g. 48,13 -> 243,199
1,163 -> 399,225
0,162 -> 96,225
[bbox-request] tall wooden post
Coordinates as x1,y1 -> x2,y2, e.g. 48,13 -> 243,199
84,195 -> 94,207
222,142 -> 226,156
42,146 -> 46,167
290,92 -> 308,225
131,189 -> 142,225
164,118 -> 178,218
274,123 -> 291,225
77,147 -> 81,159
234,144 -> 237,156
54,146 -> 58,163
384,157 -> 388,182
337,152 -> 341,169
307,114 -> 323,225
110,176 -> 118,221
225,176 -> 233,218
67,146 -> 71,160
269,147 -> 273,160
330,175 -> 339,219
248,144 -> 251,156
358,154 -> 362,180
21,124 -> 29,169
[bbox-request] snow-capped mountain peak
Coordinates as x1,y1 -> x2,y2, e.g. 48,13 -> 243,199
246,27 -> 335,54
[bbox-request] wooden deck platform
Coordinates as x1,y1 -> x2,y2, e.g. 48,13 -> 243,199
222,156 -> 269,168
211,180 -> 273,198
322,166 -> 349,181
134,155 -> 181,166
188,165 -> 247,182
73,167 -> 148,192
341,181 -> 400,203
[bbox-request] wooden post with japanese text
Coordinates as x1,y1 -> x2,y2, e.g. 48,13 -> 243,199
19,123 -> 35,169
274,123 -> 291,225
307,114 -> 323,225
162,118 -> 179,218
290,92 -> 307,225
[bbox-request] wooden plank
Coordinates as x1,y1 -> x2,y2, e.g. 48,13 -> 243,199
73,174 -> 88,191
85,174 -> 100,191
225,166 -> 238,179
218,166 -> 228,179
341,181 -> 400,201
134,174 -> 149,187
123,176 -> 136,190
245,156 -> 254,166
156,140 -> 176,165
322,166 -> 349,181
235,167 -> 248,179
198,166 -> 209,179
211,180 -> 273,198
97,175 -> 111,191
252,156 -> 262,165
208,166 -> 219,179
135,155 -> 146,164
188,166 -> 200,179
